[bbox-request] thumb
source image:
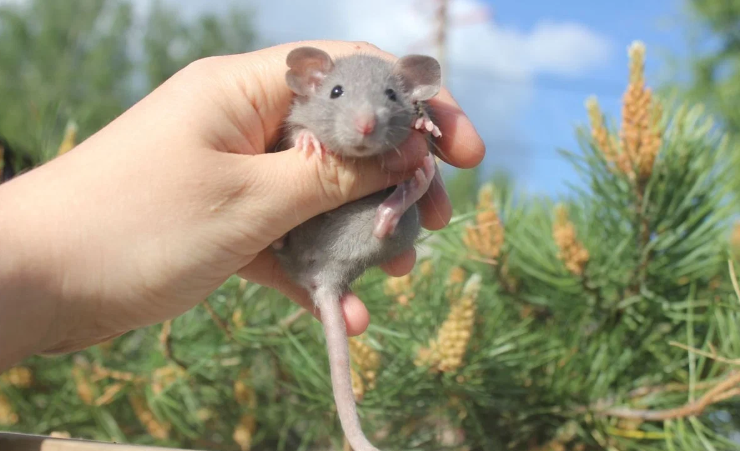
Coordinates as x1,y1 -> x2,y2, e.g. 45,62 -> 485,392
242,131 -> 431,236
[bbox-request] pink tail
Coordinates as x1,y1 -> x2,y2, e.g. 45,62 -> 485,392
314,288 -> 380,451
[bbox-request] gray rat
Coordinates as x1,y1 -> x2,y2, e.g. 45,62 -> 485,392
272,47 -> 442,451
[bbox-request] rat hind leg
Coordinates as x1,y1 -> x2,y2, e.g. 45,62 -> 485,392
373,152 -> 435,239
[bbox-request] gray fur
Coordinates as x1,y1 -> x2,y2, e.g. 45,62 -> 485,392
274,47 -> 441,451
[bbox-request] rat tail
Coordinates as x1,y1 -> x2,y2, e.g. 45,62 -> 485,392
314,288 -> 381,451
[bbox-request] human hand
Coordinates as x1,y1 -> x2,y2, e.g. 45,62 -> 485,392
0,40 -> 484,366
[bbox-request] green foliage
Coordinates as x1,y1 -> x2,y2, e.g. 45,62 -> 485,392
670,0 -> 740,198
1,6 -> 740,450
0,0 -> 134,165
0,0 -> 257,167
681,0 -> 740,135
142,0 -> 257,92
4,86 -> 740,450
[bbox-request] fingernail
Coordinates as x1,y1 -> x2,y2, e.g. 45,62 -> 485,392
381,133 -> 427,172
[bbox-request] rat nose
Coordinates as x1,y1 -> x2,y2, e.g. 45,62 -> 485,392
354,114 -> 376,136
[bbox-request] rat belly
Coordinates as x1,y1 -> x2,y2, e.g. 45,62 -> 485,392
275,190 -> 421,292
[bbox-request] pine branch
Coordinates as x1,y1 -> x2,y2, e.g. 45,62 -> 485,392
668,340 -> 740,366
595,370 -> 740,421
729,259 -> 740,304
278,309 -> 308,329
158,320 -> 188,370
201,299 -> 234,341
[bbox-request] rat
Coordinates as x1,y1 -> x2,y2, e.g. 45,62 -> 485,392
270,46 -> 443,451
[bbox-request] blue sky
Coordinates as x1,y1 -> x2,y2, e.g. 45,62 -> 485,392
124,0 -> 694,200
477,0 -> 689,197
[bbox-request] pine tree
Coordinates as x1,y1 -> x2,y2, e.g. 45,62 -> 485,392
2,34 -> 740,451
0,0 -> 257,173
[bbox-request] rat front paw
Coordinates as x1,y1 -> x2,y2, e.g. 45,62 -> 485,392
295,129 -> 326,160
413,117 -> 442,138
413,103 -> 442,138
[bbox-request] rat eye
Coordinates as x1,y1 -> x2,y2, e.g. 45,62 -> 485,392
385,88 -> 397,102
330,85 -> 343,99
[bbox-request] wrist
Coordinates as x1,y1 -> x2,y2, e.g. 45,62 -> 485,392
0,167 -> 70,371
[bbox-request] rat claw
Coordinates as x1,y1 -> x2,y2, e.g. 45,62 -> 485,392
294,129 -> 327,160
412,116 -> 442,138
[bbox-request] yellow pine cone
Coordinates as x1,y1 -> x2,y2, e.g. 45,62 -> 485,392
233,414 -> 257,451
448,266 -> 466,285
151,364 -> 185,396
384,274 -> 412,295
71,362 -> 95,405
232,308 -> 246,328
234,370 -> 257,408
552,205 -> 589,276
446,266 -> 467,299
586,41 -> 663,181
90,364 -> 142,383
1,366 -> 32,388
415,274 -> 481,373
384,273 -> 414,305
418,259 -> 434,276
94,382 -> 125,406
159,320 -> 172,350
0,392 -> 18,425
585,96 -> 622,172
463,184 -> 504,262
349,337 -> 381,395
57,120 -> 78,156
351,368 -> 365,401
619,41 -> 662,181
129,394 -> 171,440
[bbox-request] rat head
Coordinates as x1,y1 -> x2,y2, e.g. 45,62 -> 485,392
285,46 -> 441,158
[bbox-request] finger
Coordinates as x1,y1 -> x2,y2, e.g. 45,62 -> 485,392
240,132 -> 431,239
218,40 -> 485,169
427,93 -> 486,169
237,251 -> 370,336
418,162 -> 452,231
379,247 -> 417,277
339,293 -> 371,336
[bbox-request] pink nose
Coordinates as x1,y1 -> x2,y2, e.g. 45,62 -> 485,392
354,115 -> 376,135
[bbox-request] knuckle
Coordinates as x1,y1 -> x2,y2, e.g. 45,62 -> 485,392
180,56 -> 221,78
313,156 -> 361,205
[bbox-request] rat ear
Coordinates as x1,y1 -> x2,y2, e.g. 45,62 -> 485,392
393,55 -> 442,101
285,46 -> 335,96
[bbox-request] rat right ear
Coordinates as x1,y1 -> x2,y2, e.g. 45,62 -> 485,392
393,55 -> 442,101
285,47 -> 335,96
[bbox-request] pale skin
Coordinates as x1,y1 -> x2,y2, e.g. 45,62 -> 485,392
0,40 -> 485,373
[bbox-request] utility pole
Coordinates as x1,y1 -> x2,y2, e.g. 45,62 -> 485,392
434,0 -> 449,84
411,0 -> 492,85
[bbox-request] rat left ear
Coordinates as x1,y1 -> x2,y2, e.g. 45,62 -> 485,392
286,46 -> 335,96
392,55 -> 442,101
